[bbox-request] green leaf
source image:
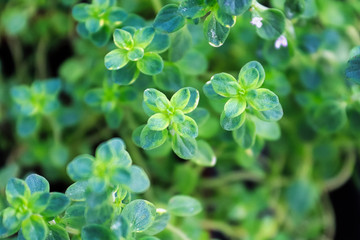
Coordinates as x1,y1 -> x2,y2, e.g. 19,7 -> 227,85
127,47 -> 144,61
95,138 -> 131,166
62,203 -> 86,229
108,7 -> 128,25
284,0 -> 306,19
171,134 -> 197,159
217,0 -> 252,16
254,118 -> 281,140
25,174 -> 49,194
153,4 -> 185,33
41,193 -> 70,217
85,18 -> 102,34
2,208 -> 21,231
204,13 -> 230,47
173,110 -> 185,124
232,118 -> 256,148
214,7 -> 236,28
10,86 -> 31,104
28,192 -> 50,213
173,116 -> 198,138
224,97 -> 246,118
136,52 -> 164,75
143,88 -> 170,113
255,104 -> 283,122
121,199 -> 156,232
46,224 -> 70,240
85,203 -> 114,225
17,116 -> 40,137
6,178 -> 30,207
133,27 -> 155,49
190,140 -> 216,166
177,49 -> 208,75
21,215 -> 48,240
65,181 -> 88,201
128,166 -> 150,193
170,88 -> 191,109
104,49 -> 129,70
72,3 -> 90,21
81,225 -> 116,240
154,63 -> 184,92
112,61 -> 140,85
0,210 -> 20,238
168,195 -> 202,217
309,101 -> 347,133
140,125 -> 168,150
182,87 -> 200,114
239,68 -> 259,90
147,113 -> 170,131
145,32 -> 171,53
257,9 -> 285,40
110,215 -> 130,238
286,180 -> 318,216
113,29 -> 134,49
168,27 -> 192,62
211,73 -> 241,97
239,61 -> 265,89
346,56 -> 360,84
143,209 -> 170,235
67,155 -> 94,181
110,167 -> 131,186
220,111 -> 246,131
90,25 -> 111,47
179,0 -> 209,18
246,89 -> 280,111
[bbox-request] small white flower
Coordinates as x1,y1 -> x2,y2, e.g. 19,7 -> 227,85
250,17 -> 263,28
275,35 -> 288,49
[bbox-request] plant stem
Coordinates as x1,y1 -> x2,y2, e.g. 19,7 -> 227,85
201,219 -> 245,239
166,224 -> 191,240
35,37 -> 48,79
151,0 -> 162,13
200,170 -> 264,188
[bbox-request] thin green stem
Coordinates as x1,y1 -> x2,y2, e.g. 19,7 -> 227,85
201,219 -> 245,239
200,170 -> 264,188
166,224 -> 191,240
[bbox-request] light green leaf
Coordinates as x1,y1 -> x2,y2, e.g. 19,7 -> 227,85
82,225 -> 116,240
133,27 -> 155,48
211,73 -> 241,97
239,61 -> 265,89
224,97 -> 246,118
140,125 -> 168,150
179,0 -> 209,18
239,68 -> 259,90
46,224 -> 70,240
255,104 -> 283,122
113,29 -> 134,49
220,110 -> 246,131
170,88 -> 190,109
154,63 -> 184,92
246,88 -> 280,111
25,174 -> 49,194
173,116 -> 198,138
127,47 -> 144,61
232,118 -> 256,148
95,138 -> 131,166
168,27 -> 192,62
257,9 -> 285,40
204,13 -> 230,47
112,61 -> 140,85
85,18 -> 102,34
168,195 -> 202,217
143,209 -> 170,235
153,4 -> 185,33
171,134 -> 197,159
72,3 -> 90,21
28,192 -> 50,213
65,181 -> 88,201
128,166 -> 150,193
148,113 -> 170,131
85,203 -> 114,225
143,88 -> 170,113
190,140 -> 216,167
182,87 -> 200,114
254,118 -> 281,140
0,210 -> 20,238
2,208 -> 21,231
121,200 -> 156,232
217,0 -> 252,16
21,215 -> 48,240
104,49 -> 128,70
136,52 -> 164,75
110,167 -> 131,186
41,193 -> 70,217
66,154 -> 94,181
173,109 -> 185,124
6,178 -> 30,208
214,7 -> 236,28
